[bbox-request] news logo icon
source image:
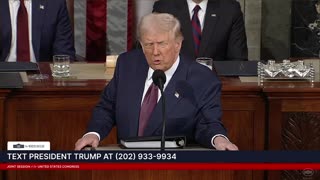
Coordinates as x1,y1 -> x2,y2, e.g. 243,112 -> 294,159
7,141 -> 50,150
12,144 -> 25,149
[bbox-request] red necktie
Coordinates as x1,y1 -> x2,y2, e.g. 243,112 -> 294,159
191,5 -> 201,57
17,0 -> 30,61
138,83 -> 158,136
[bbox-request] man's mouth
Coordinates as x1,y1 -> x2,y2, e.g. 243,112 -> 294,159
153,60 -> 161,65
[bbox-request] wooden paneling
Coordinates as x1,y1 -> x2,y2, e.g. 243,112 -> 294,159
4,92 -> 101,180
9,171 -> 91,180
223,111 -> 254,150
222,94 -> 265,180
222,96 -> 265,151
5,97 -> 99,150
281,170 -> 320,180
0,90 -> 10,150
265,89 -> 320,180
282,112 -> 320,150
0,90 -> 10,180
92,170 -> 247,180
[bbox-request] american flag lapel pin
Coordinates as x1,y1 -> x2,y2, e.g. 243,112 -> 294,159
40,5 -> 44,10
174,92 -> 180,98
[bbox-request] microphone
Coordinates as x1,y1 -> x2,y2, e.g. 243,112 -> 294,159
152,70 -> 167,150
152,69 -> 166,91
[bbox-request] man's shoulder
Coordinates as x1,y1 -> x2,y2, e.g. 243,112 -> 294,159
178,57 -> 221,97
117,49 -> 145,64
49,0 -> 66,4
45,0 -> 67,8
119,49 -> 144,58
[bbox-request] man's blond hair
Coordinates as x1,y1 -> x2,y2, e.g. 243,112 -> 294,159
137,13 -> 184,42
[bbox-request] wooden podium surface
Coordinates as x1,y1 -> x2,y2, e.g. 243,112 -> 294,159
1,63 -> 319,180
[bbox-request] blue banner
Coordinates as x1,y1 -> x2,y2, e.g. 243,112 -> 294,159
1,151 -> 320,163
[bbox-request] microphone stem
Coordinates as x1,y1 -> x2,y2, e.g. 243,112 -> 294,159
160,88 -> 166,151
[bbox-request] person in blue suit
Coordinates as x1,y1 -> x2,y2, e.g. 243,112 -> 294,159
0,0 -> 75,62
75,13 -> 238,150
153,0 -> 248,61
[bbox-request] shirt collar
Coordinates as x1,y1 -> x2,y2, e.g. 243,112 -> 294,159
187,0 -> 208,14
146,56 -> 180,84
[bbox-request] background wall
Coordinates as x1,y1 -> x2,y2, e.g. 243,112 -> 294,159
240,0 -> 262,60
135,0 -> 156,26
261,0 -> 291,60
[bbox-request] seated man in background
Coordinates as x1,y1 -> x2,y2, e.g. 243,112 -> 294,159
0,0 -> 75,62
153,0 -> 248,61
75,13 -> 238,151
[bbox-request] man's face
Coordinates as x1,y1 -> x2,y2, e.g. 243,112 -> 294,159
140,30 -> 181,71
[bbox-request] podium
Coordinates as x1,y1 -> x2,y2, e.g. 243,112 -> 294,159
84,144 -> 210,151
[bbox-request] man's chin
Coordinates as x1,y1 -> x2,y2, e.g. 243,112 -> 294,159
151,65 -> 164,71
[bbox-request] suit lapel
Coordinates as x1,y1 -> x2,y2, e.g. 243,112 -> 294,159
143,57 -> 188,136
32,0 -> 46,60
0,0 -> 12,61
176,0 -> 196,58
199,0 -> 219,56
127,55 -> 149,137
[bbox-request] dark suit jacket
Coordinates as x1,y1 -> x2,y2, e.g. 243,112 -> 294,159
87,49 -> 227,148
0,0 -> 75,61
153,0 -> 248,61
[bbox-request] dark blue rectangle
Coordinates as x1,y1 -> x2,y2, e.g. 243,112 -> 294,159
1,151 -> 320,163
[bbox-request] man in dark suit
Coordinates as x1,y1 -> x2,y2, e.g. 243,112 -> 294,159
153,0 -> 248,61
0,0 -> 75,62
75,13 -> 238,150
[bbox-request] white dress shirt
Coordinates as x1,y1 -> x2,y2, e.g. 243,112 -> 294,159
187,0 -> 208,31
7,0 -> 36,62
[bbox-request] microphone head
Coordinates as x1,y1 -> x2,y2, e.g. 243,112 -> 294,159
152,69 -> 166,89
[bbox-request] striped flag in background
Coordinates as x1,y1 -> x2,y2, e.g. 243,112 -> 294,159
74,0 -> 134,61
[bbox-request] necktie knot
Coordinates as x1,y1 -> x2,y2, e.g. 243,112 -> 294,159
193,5 -> 201,14
20,0 -> 26,8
